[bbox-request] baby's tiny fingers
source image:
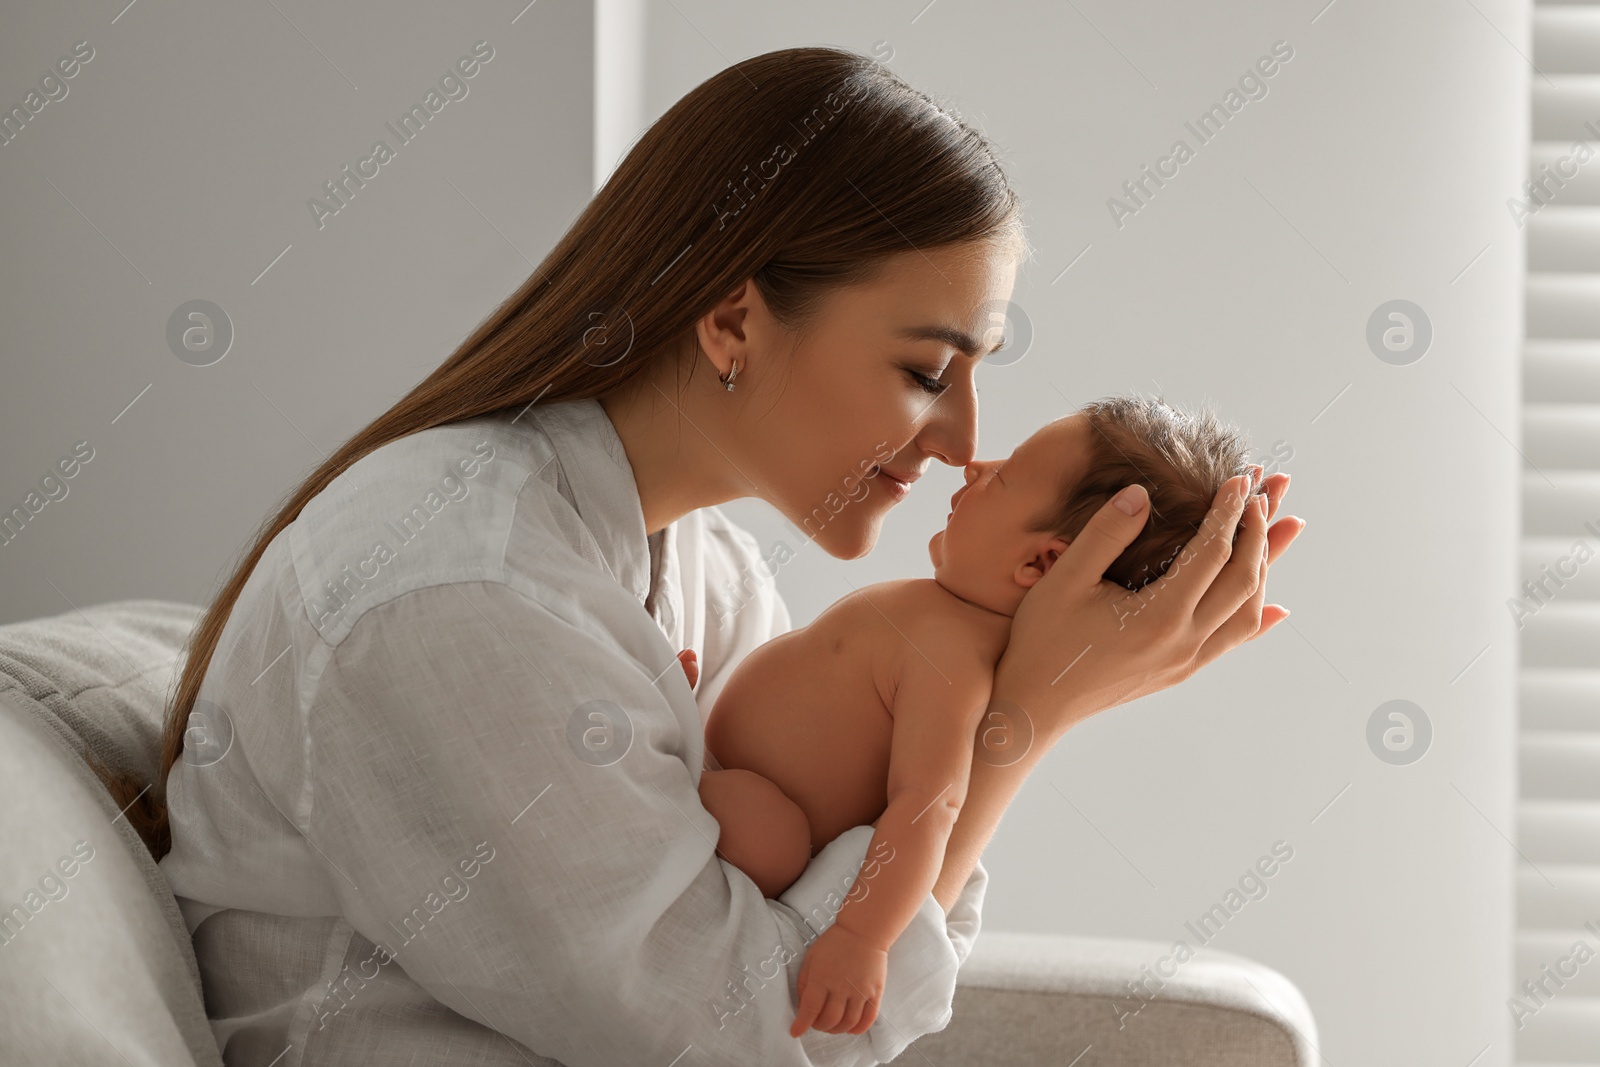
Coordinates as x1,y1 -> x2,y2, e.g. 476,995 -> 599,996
677,648 -> 699,690
790,987 -> 824,1038
814,992 -> 848,1034
835,997 -> 865,1035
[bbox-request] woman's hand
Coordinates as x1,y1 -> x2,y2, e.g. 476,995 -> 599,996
993,467 -> 1302,741
789,922 -> 888,1038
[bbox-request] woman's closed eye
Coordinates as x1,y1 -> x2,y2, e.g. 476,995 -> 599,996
905,367 -> 949,395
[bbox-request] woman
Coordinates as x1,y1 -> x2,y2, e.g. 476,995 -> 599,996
110,46 -> 1300,1066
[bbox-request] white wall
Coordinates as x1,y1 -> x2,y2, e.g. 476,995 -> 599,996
595,0 -> 647,191
0,0 -> 596,623
637,3 -> 1528,1063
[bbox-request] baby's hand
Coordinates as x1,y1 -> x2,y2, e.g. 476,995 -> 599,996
790,922 -> 887,1038
677,648 -> 698,690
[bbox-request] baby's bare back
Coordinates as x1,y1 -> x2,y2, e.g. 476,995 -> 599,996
704,578 -> 1011,857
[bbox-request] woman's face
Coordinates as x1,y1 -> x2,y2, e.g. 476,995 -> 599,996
739,241 -> 1020,559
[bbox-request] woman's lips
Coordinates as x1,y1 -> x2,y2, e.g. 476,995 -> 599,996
868,465 -> 913,498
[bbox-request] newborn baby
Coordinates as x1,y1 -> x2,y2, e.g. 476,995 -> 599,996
692,392 -> 1266,1038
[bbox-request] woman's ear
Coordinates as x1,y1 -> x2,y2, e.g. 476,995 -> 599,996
695,277 -> 764,382
1014,535 -> 1072,589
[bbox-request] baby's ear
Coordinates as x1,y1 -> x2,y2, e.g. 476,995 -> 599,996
1014,535 -> 1072,589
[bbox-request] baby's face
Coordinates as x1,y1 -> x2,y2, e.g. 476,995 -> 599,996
927,414 -> 1090,617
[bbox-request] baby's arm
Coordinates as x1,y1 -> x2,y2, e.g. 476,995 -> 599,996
789,639 -> 993,1037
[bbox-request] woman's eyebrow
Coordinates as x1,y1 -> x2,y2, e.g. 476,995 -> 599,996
893,324 -> 999,358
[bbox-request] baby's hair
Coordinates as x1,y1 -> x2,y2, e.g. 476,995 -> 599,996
1025,392 -> 1265,591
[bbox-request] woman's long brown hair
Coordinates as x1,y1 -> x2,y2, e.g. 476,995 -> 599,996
105,45 -> 1027,859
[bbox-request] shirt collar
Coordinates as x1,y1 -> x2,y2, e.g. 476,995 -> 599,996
518,397 -> 657,610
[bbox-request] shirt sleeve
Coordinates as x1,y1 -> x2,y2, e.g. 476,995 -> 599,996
693,515 -> 793,724
299,573 -> 985,1067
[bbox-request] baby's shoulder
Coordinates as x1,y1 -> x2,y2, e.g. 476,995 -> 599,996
875,577 -> 966,613
864,578 -> 1010,664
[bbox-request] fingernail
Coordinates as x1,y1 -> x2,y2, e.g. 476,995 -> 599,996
1113,484 -> 1147,515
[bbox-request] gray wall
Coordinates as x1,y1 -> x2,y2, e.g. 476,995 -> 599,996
641,2 -> 1526,1063
0,0 -> 595,620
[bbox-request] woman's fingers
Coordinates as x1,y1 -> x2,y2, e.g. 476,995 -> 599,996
1267,515 -> 1304,567
991,466 -> 1299,732
1196,503 -> 1303,665
1196,542 -> 1274,666
1193,481 -> 1270,638
1258,472 -> 1300,565
1051,482 -> 1166,594
1262,472 -> 1289,521
1146,474 -> 1256,623
1257,604 -> 1291,633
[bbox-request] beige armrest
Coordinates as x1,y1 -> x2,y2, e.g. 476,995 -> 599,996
900,931 -> 1319,1067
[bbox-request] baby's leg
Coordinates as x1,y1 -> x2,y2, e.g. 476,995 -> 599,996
698,768 -> 812,898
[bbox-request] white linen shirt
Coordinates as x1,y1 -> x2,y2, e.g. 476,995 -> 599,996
159,397 -> 988,1067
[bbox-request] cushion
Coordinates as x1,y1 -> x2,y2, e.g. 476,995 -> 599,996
0,599 -> 221,1067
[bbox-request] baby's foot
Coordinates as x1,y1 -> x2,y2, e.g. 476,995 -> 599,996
677,648 -> 699,690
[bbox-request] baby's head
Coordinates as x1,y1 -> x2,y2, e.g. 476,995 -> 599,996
927,393 -> 1265,616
